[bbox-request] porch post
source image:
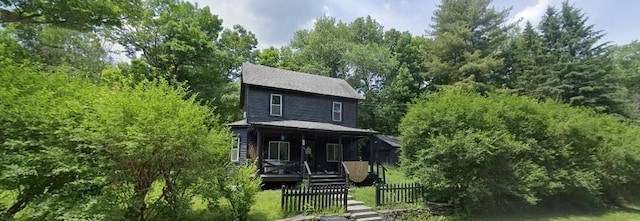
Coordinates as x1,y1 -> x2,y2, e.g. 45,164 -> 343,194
339,135 -> 343,162
369,135 -> 374,172
257,129 -> 262,173
301,134 -> 305,174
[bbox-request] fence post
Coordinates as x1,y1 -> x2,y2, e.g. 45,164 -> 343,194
281,185 -> 287,213
343,184 -> 348,212
375,183 -> 381,206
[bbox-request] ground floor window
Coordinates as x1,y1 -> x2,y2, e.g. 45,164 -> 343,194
326,143 -> 342,162
268,141 -> 290,161
230,136 -> 240,162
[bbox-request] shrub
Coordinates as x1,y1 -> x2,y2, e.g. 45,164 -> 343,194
400,89 -> 640,213
214,162 -> 261,221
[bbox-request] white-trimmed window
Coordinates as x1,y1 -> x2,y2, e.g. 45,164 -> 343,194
230,136 -> 240,162
268,141 -> 290,161
270,94 -> 282,116
326,143 -> 342,162
332,102 -> 342,122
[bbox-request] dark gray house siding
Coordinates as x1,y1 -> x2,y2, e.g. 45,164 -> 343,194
372,135 -> 401,165
230,127 -> 249,164
245,85 -> 358,127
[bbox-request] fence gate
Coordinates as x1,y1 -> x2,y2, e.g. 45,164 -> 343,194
375,183 -> 425,206
281,184 -> 348,214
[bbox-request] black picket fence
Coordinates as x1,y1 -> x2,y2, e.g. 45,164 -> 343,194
281,184 -> 348,214
375,183 -> 425,206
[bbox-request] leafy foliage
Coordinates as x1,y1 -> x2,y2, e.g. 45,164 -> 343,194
506,1 -> 624,116
0,61 -> 108,219
0,0 -> 141,31
113,0 -> 256,121
400,89 -> 640,213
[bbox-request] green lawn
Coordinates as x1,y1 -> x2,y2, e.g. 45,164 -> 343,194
249,189 -> 283,221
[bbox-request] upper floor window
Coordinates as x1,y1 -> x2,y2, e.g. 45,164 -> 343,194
270,94 -> 282,116
332,102 -> 342,122
230,135 -> 240,162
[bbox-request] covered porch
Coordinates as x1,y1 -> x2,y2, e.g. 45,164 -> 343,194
247,120 -> 377,183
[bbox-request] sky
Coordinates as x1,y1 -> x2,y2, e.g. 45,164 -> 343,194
191,0 -> 640,49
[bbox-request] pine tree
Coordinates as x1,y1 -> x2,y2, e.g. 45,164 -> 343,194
504,22 -> 546,95
536,1 -> 624,114
424,0 -> 512,91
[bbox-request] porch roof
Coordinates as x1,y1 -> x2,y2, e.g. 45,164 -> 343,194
229,119 -> 377,135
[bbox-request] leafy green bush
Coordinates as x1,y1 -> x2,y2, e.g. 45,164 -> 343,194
400,89 -> 640,213
0,61 -> 108,219
0,61 -> 239,220
214,162 -> 261,221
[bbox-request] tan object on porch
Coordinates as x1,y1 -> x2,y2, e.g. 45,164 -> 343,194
343,161 -> 369,183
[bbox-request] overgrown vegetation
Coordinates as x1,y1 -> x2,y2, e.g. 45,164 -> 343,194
400,89 -> 640,213
0,61 -> 260,220
2,0 -> 640,220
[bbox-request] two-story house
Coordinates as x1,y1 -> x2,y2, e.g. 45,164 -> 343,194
229,63 -> 383,185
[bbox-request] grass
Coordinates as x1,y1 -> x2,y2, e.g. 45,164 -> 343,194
351,165 -> 422,209
381,165 -> 415,184
351,166 -> 640,221
249,189 -> 283,220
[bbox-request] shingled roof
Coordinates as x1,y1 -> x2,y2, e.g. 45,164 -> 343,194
253,120 -> 376,134
242,63 -> 363,100
375,134 -> 401,148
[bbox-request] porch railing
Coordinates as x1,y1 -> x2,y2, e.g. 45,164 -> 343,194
262,160 -> 302,175
303,161 -> 312,184
375,161 -> 387,184
340,161 -> 350,187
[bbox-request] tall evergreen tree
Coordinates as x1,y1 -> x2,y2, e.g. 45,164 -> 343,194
610,41 -> 640,120
536,1 -> 624,114
423,0 -> 512,91
504,22 -> 546,95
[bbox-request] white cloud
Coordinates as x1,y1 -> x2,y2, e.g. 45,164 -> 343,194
509,0 -> 557,26
322,5 -> 332,17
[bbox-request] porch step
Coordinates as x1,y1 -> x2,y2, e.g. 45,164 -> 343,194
307,173 -> 347,188
311,178 -> 346,183
310,182 -> 347,186
310,174 -> 343,179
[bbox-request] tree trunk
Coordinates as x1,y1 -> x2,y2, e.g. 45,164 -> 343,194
3,196 -> 29,219
128,180 -> 151,221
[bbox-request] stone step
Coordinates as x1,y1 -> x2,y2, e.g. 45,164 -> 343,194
347,195 -> 354,200
347,200 -> 363,206
347,205 -> 371,213
351,211 -> 379,219
356,217 -> 383,221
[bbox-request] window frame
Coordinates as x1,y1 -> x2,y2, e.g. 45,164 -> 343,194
332,101 -> 342,122
270,94 -> 282,116
326,143 -> 343,162
230,135 -> 240,162
267,141 -> 290,161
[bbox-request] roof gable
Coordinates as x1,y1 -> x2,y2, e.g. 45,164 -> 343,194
242,63 -> 363,100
